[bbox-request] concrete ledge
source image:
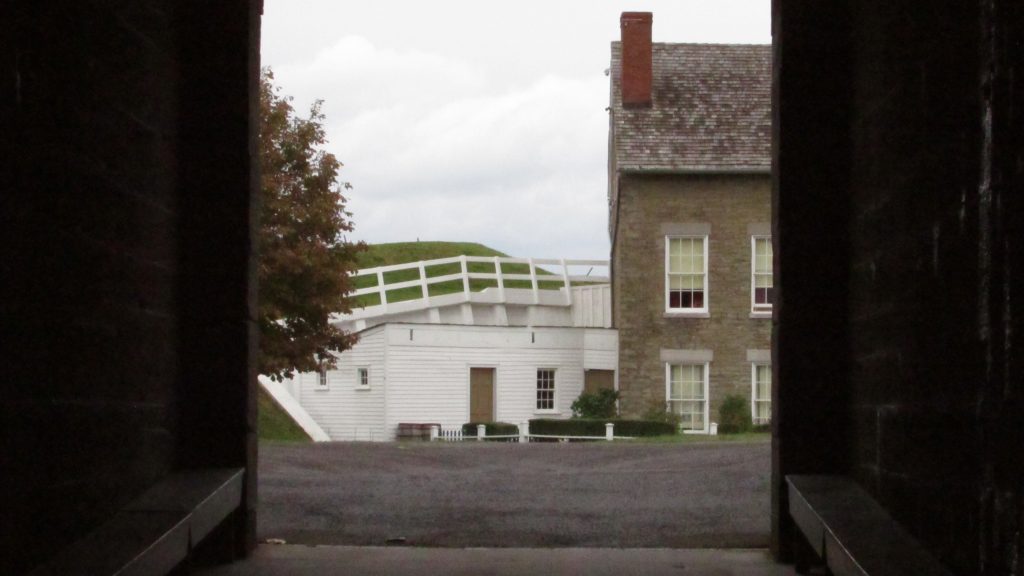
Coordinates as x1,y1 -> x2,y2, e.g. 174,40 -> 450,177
660,348 -> 714,363
786,475 -> 952,576
663,312 -> 711,319
30,468 -> 244,576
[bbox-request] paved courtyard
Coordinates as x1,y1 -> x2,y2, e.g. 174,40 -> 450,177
258,440 -> 771,548
200,546 -> 796,576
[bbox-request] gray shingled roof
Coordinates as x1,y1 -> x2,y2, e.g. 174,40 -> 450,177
610,42 -> 771,172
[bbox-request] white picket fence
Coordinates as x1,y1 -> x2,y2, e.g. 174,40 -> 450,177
430,422 -> 626,443
437,427 -> 464,442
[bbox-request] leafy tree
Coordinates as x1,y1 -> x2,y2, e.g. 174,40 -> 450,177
259,68 -> 364,381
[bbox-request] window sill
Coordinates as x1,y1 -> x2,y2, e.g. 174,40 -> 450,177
534,410 -> 561,416
355,386 -> 371,392
664,311 -> 710,319
749,311 -> 773,319
315,387 -> 330,392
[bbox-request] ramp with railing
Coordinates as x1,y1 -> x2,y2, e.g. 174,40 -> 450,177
333,256 -> 611,330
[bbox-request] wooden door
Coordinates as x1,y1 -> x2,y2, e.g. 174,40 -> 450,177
470,368 -> 495,422
584,369 -> 615,395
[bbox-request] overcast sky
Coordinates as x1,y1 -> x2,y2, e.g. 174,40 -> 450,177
261,1 -> 770,260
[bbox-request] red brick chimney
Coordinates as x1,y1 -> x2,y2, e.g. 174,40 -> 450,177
620,12 -> 653,108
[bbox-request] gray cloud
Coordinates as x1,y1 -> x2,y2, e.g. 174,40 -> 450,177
263,1 -> 769,260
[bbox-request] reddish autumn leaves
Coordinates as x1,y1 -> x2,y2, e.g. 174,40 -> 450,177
258,68 -> 364,381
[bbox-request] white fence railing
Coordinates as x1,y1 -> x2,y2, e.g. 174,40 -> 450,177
437,427 -> 464,442
351,256 -> 609,311
429,422 -> 628,443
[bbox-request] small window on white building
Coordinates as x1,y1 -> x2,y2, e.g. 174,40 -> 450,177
667,363 -> 708,432
752,364 -> 771,425
357,367 -> 370,390
752,236 -> 773,312
536,369 -> 556,411
666,236 -> 708,312
317,365 -> 329,390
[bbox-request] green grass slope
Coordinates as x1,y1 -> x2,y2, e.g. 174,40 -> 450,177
355,241 -> 509,268
258,386 -> 311,442
352,241 -> 560,306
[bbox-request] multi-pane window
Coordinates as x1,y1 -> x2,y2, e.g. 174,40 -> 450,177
752,236 -> 773,312
667,363 -> 708,431
357,367 -> 369,389
536,369 -> 556,411
666,237 -> 707,311
752,364 -> 771,424
317,365 -> 328,389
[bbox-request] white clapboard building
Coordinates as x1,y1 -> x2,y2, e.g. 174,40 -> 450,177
262,256 -> 618,441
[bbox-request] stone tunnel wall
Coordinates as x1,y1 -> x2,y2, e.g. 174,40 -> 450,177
775,1 -> 1024,574
1,2 -> 258,573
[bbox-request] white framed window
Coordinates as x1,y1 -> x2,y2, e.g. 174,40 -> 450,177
356,367 -> 370,390
316,365 -> 329,390
536,368 -> 556,412
752,364 -> 771,425
666,363 -> 709,433
751,236 -> 773,312
666,236 -> 708,313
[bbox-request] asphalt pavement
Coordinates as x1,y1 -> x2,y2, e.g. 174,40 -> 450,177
198,546 -> 797,576
257,440 -> 771,549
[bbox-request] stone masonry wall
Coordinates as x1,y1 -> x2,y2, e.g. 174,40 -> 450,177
2,4 -> 182,573
773,1 -> 1024,573
613,173 -> 771,421
2,2 -> 259,571
842,2 -> 1022,573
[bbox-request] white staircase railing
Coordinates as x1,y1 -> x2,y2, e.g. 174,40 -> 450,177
349,256 -> 609,311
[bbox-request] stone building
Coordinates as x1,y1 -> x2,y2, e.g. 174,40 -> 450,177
608,13 -> 772,430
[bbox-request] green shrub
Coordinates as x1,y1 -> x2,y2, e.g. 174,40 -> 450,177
718,394 -> 753,434
529,418 -> 675,438
530,419 -> 606,436
570,389 -> 620,419
613,420 -> 676,437
462,421 -> 519,436
642,399 -> 683,428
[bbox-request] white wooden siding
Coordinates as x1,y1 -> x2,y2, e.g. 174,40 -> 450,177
383,324 -> 618,438
282,323 -> 618,442
294,326 -> 388,441
572,285 -> 612,328
583,329 -> 620,370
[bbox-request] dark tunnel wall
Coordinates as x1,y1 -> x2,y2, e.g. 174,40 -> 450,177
3,5 -> 182,573
1,2 -> 259,574
846,1 -> 986,572
775,1 -> 1024,574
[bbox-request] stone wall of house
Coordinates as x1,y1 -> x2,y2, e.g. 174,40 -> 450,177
612,173 -> 771,420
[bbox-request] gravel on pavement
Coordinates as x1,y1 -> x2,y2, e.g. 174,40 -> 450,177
257,440 -> 771,549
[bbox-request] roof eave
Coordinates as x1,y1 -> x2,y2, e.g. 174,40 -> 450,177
618,166 -> 771,175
